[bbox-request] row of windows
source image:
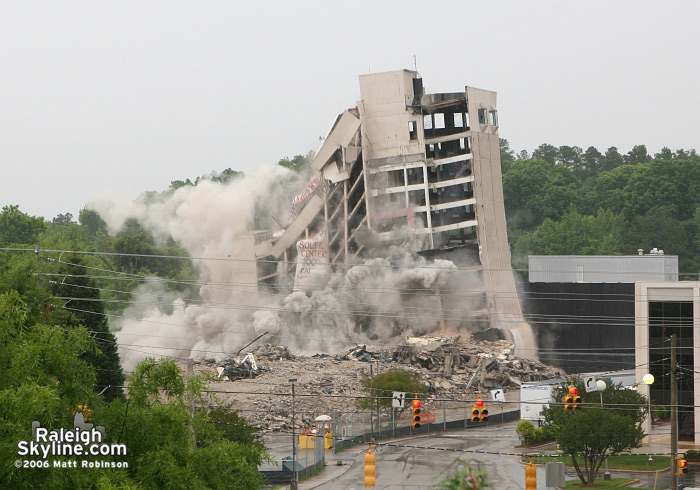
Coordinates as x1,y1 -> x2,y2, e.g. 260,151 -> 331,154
409,108 -> 497,141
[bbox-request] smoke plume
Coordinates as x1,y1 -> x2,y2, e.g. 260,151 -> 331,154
89,167 -> 484,370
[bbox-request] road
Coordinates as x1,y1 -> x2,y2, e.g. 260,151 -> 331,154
317,421 -> 537,489
270,419 -> 700,489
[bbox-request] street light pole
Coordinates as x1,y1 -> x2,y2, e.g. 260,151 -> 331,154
596,380 -> 611,481
643,373 -> 655,466
289,378 -> 298,490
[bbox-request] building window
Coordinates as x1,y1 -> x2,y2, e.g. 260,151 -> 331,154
423,115 -> 433,130
478,108 -> 487,125
454,113 -> 464,128
434,113 -> 445,129
408,121 -> 417,140
489,110 -> 498,126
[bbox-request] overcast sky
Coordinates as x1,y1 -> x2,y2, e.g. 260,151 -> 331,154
1,1 -> 698,220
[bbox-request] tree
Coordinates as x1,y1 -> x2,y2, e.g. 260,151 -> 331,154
278,153 -> 312,173
502,159 -> 581,229
601,146 -> 624,173
499,138 -> 516,174
542,380 -> 647,486
78,208 -> 107,237
0,205 -> 46,247
0,303 -> 269,489
356,369 -> 428,425
558,145 -> 583,173
46,254 -> 125,402
558,409 -> 644,485
624,145 -> 650,166
532,143 -> 558,165
581,146 -> 603,180
101,358 -> 270,489
51,213 -> 73,226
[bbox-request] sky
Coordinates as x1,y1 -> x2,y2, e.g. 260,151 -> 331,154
1,1 -> 699,220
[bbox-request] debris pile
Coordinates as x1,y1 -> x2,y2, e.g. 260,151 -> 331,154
390,336 -> 561,393
251,343 -> 294,361
194,334 -> 562,430
215,353 -> 267,381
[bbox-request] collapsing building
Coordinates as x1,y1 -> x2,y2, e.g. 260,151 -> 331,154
235,70 -> 526,339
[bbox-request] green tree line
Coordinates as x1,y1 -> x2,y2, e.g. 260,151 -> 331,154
500,141 -> 700,277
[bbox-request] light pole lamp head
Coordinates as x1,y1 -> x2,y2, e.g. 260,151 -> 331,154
643,373 -> 654,385
289,378 -> 297,386
596,379 -> 607,391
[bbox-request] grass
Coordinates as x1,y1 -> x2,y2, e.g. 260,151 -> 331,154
522,454 -> 670,472
563,477 -> 653,488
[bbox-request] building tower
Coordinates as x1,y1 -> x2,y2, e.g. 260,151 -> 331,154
236,70 -> 526,336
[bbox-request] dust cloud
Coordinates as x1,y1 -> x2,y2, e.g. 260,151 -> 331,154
89,167 -> 501,370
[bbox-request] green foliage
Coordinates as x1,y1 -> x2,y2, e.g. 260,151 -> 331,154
515,420 -> 536,444
432,458 -> 492,489
515,420 -> 556,445
356,368 -> 428,411
540,379 -> 647,486
557,409 -> 644,485
202,405 -> 264,449
502,142 -> 700,277
0,304 -> 269,490
653,405 -> 670,420
0,205 -> 46,247
278,153 -> 312,173
127,358 -> 187,407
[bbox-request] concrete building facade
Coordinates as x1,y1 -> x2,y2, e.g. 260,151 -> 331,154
529,253 -> 679,283
235,70 -> 523,332
635,282 -> 699,444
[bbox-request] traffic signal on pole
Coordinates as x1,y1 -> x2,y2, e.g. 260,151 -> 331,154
564,394 -> 573,411
364,447 -> 376,487
477,397 -> 488,422
471,405 -> 480,422
411,399 -> 421,429
525,461 -> 536,490
677,457 -> 688,476
572,393 -> 581,411
565,384 -> 578,411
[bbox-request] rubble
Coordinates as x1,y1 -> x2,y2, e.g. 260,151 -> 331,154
192,334 -> 562,431
250,343 -> 294,361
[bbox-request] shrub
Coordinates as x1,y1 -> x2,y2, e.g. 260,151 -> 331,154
654,406 -> 670,420
516,421 -> 537,445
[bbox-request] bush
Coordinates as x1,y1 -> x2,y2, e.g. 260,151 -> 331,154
654,406 -> 670,420
516,420 -> 557,446
516,421 -> 537,444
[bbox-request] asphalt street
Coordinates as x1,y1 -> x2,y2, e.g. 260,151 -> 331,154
316,421 -> 534,489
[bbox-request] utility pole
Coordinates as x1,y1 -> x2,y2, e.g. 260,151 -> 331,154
369,364 -> 374,437
186,358 -> 195,449
671,334 -> 678,490
289,378 -> 298,490
35,244 -> 42,288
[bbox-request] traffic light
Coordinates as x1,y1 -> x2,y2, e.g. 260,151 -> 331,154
525,461 -> 536,490
676,457 -> 688,476
572,392 -> 581,411
471,405 -> 480,422
364,446 -> 376,487
477,397 -> 488,422
411,399 -> 421,429
564,384 -> 578,411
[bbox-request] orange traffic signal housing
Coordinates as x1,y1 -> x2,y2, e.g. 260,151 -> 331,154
411,399 -> 421,429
